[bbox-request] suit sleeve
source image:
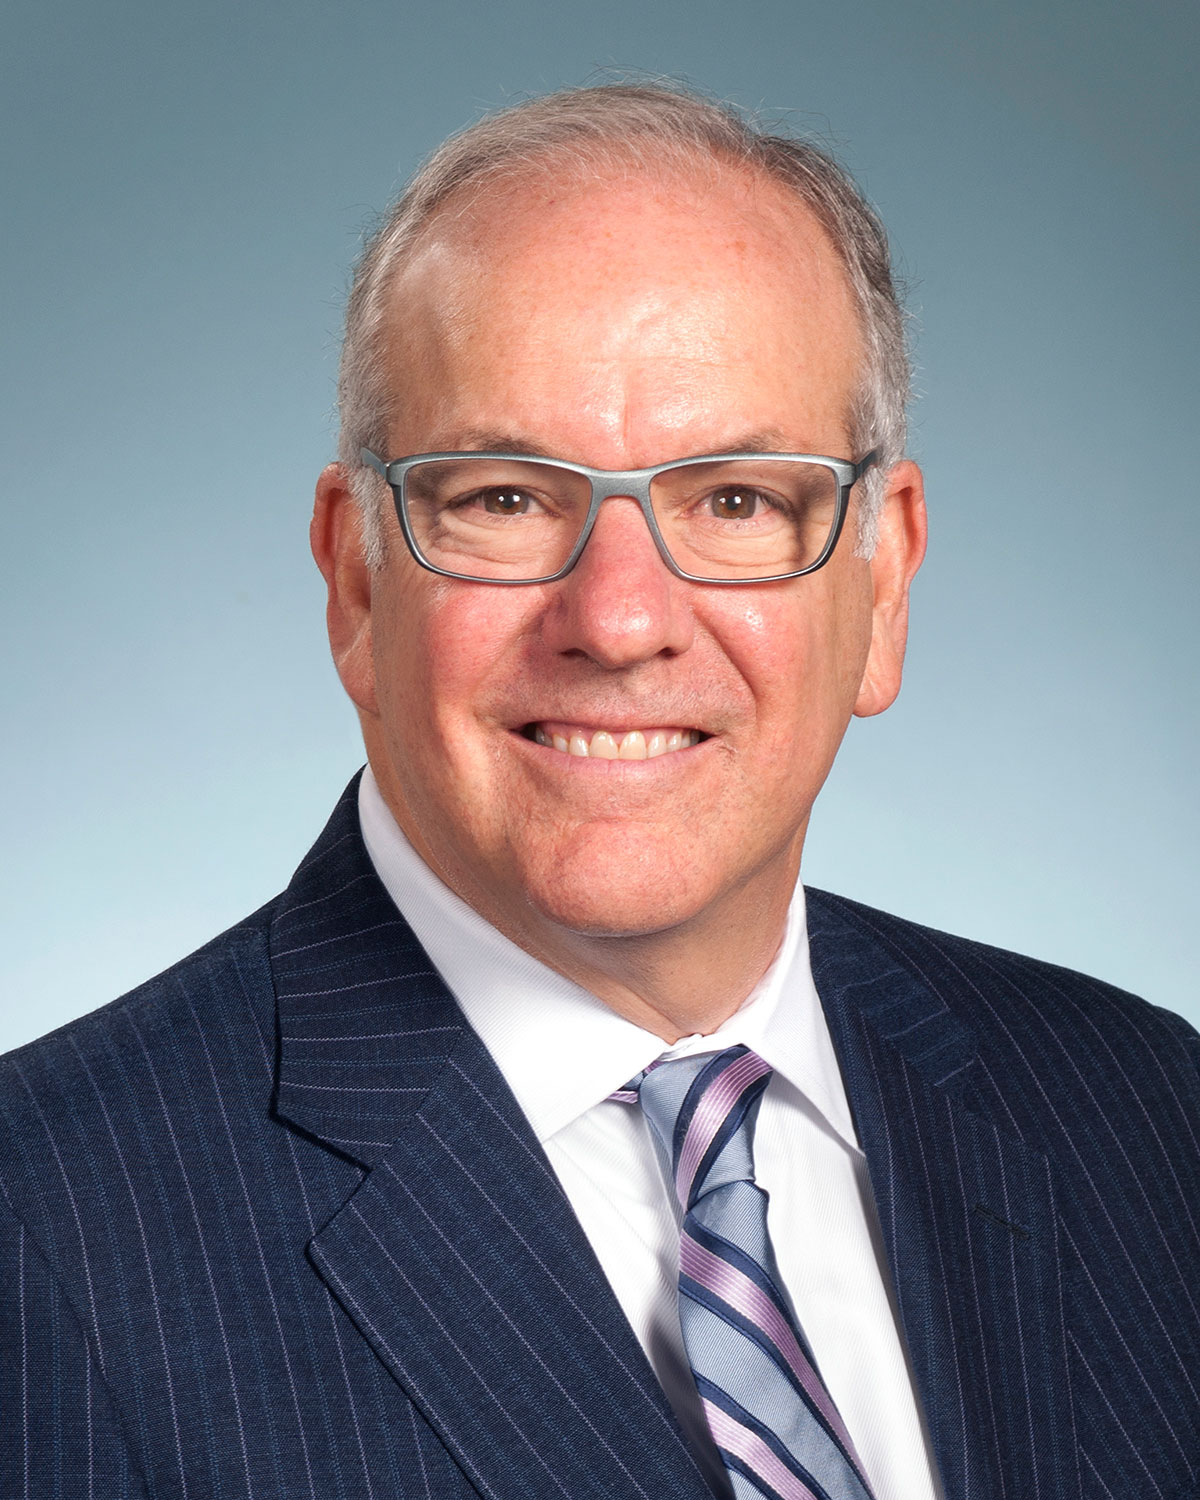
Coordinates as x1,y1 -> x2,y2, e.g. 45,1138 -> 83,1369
0,1194 -> 148,1499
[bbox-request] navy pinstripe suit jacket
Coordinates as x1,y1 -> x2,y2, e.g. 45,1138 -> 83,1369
3,778 -> 1199,1499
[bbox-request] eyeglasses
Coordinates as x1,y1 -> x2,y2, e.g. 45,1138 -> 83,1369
360,447 -> 879,585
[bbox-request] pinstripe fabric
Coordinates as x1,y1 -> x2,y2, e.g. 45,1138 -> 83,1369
0,904 -> 473,1496
0,781 -> 708,1500
807,893 -> 1200,1500
1,776 -> 1198,1498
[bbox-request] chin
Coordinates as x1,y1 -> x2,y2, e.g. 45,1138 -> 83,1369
514,841 -> 727,942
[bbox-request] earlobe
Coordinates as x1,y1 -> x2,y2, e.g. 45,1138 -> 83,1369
311,463 -> 379,716
853,459 -> 927,719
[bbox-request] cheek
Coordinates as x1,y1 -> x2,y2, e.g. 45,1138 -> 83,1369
373,572 -> 537,746
711,578 -> 872,750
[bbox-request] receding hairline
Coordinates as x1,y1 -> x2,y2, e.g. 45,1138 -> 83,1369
380,143 -> 861,324
401,136 -> 830,228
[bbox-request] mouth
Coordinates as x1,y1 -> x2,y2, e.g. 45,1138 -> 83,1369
521,722 -> 708,760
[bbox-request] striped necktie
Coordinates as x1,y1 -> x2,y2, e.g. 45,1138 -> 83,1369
629,1045 -> 877,1500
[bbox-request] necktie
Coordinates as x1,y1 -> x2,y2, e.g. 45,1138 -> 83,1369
628,1045 -> 877,1500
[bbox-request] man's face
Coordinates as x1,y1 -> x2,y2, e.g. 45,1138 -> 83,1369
318,166 -> 923,953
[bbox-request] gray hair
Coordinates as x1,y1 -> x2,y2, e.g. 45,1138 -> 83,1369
337,83 -> 910,566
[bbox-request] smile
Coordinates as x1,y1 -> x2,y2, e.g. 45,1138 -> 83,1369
525,723 -> 705,759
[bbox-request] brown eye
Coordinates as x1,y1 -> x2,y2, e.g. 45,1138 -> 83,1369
482,489 -> 532,515
709,488 -> 761,520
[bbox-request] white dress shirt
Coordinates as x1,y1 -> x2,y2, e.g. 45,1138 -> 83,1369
358,767 -> 943,1500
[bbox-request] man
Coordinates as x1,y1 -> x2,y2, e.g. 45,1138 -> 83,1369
2,84 -> 1197,1500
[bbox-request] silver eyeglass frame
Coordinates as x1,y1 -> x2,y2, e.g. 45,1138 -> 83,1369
359,447 -> 880,586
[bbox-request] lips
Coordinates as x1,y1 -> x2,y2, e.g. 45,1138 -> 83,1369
525,723 -> 705,759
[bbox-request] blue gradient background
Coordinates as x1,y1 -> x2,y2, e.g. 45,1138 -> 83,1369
2,0 -> 1196,1051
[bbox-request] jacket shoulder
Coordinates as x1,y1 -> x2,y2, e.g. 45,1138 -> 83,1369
806,885 -> 1200,1116
3,898 -> 277,1059
807,884 -> 1198,1048
0,900 -> 280,1188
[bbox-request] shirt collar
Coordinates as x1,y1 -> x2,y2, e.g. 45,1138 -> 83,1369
357,765 -> 859,1150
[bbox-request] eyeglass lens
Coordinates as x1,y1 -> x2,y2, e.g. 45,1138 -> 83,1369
402,457 -> 841,581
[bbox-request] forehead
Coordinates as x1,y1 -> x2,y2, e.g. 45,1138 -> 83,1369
381,162 -> 864,461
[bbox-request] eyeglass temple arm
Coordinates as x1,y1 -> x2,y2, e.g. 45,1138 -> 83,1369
359,448 -> 388,478
852,449 -> 881,484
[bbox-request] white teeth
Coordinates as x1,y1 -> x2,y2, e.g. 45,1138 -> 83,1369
534,724 -> 702,758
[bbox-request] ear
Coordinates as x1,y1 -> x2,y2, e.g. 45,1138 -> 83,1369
854,459 -> 927,719
311,463 -> 379,717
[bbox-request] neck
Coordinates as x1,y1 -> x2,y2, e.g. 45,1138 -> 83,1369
515,894 -> 795,1042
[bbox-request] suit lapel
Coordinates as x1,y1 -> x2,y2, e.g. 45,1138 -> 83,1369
807,891 -> 1078,1500
270,781 -> 711,1500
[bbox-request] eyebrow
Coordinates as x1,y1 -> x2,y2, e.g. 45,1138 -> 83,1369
435,427 -> 801,462
447,430 -> 562,459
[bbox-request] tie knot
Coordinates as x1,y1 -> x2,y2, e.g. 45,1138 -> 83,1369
634,1045 -> 772,1212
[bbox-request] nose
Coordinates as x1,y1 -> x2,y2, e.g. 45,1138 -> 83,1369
540,495 -> 695,667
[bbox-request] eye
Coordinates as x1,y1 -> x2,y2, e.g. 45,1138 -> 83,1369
480,488 -> 533,516
707,487 -> 766,520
